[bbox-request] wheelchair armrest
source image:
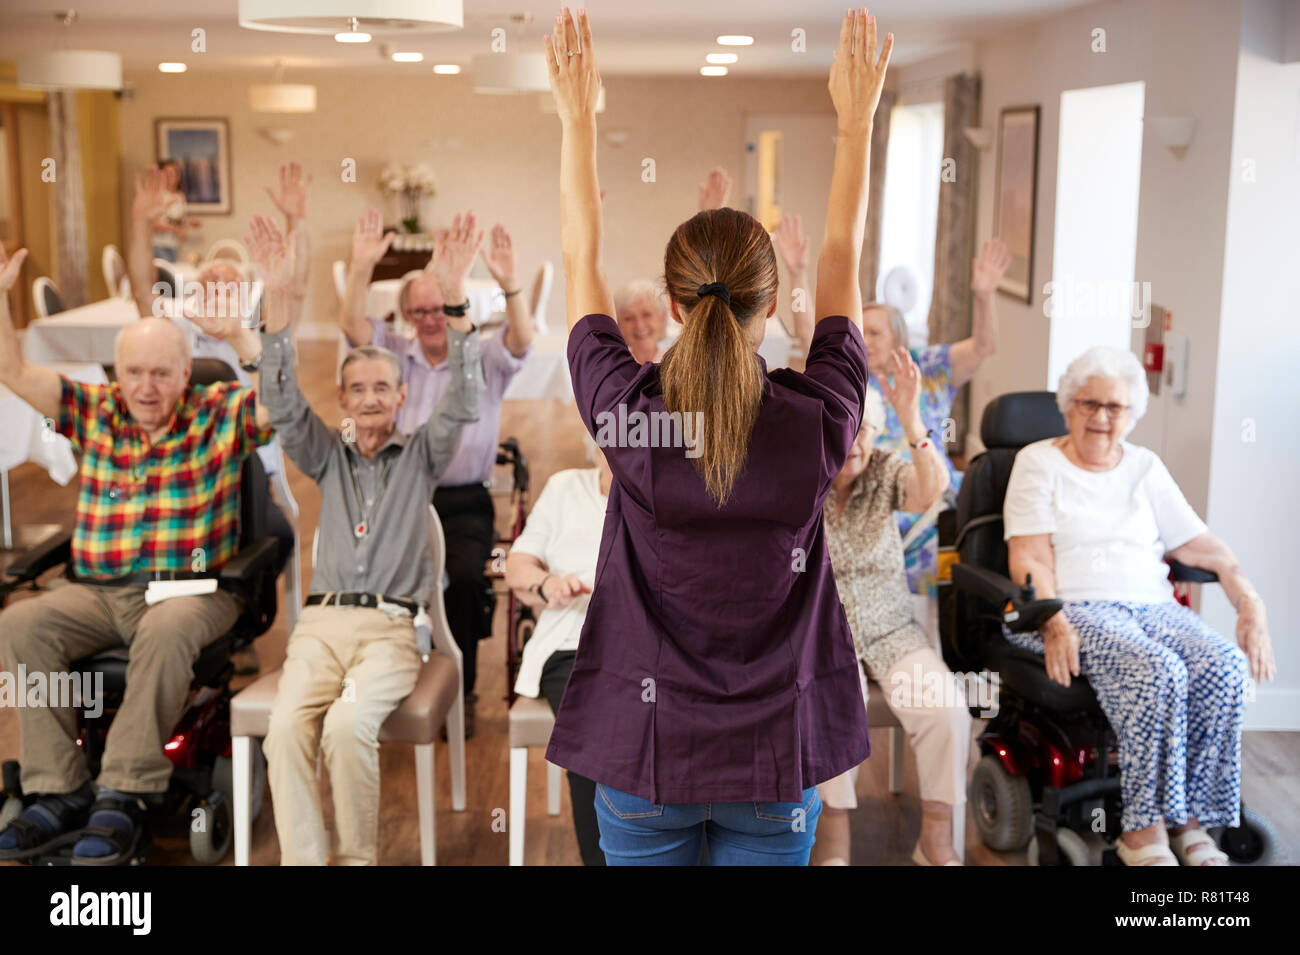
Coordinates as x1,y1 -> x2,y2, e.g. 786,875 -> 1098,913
951,563 -> 1017,605
218,538 -> 280,590
1169,559 -> 1218,584
951,563 -> 1063,633
4,530 -> 72,582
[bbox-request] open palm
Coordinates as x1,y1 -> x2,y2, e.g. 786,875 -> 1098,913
971,238 -> 1012,300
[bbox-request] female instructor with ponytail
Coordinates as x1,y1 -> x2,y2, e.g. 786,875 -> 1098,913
543,7 -> 893,865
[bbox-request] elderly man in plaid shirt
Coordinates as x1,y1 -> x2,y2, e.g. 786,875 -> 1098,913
0,237 -> 280,864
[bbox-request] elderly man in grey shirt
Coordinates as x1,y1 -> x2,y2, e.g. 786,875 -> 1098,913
238,213 -> 483,866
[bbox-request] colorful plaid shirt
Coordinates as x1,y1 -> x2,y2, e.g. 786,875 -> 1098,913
56,377 -> 272,579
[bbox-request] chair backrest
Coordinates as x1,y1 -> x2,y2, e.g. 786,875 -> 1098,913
332,260 -> 348,301
102,244 -> 129,299
205,239 -> 250,266
530,261 -> 553,333
955,391 -> 1067,575
32,276 -> 64,317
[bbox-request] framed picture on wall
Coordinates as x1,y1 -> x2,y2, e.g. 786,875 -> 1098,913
154,118 -> 231,215
993,105 -> 1039,304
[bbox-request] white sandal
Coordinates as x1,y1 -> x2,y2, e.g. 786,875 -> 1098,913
1169,829 -> 1229,866
1116,839 -> 1179,866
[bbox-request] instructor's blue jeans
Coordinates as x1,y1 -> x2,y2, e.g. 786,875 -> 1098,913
594,783 -> 821,865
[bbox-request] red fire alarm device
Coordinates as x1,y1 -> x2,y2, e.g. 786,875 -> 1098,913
1143,341 -> 1165,372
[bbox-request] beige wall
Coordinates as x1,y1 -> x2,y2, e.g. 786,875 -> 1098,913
119,70 -> 833,336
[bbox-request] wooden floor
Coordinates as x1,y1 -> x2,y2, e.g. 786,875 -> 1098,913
1,339 -> 1296,866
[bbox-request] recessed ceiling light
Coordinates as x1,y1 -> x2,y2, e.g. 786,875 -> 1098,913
158,62 -> 187,73
335,17 -> 371,43
700,66 -> 728,76
392,51 -> 423,62
706,53 -> 737,64
716,35 -> 753,46
432,64 -> 461,74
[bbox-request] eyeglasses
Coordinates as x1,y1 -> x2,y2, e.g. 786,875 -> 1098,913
405,306 -> 445,319
1072,398 -> 1130,418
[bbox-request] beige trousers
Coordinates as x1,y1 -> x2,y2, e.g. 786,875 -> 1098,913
819,646 -> 972,809
0,583 -> 242,794
263,604 -> 421,866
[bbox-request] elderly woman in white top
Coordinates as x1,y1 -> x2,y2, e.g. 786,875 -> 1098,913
613,280 -> 671,364
1003,346 -> 1275,867
504,436 -> 612,866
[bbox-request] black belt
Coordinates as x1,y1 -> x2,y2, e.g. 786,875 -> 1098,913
305,592 -> 420,615
71,570 -> 220,588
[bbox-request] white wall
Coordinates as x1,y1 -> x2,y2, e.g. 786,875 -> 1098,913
1204,0 -> 1300,729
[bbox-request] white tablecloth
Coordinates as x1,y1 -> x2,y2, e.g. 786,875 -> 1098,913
501,329 -> 573,403
0,362 -> 108,483
23,297 -> 140,365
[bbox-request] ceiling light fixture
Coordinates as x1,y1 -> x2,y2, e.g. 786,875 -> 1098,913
392,51 -> 424,62
706,53 -> 737,64
158,62 -> 187,73
700,66 -> 728,76
238,1 -> 463,36
433,64 -> 461,74
334,17 -> 371,43
716,35 -> 754,46
16,12 -> 122,91
249,60 -> 317,112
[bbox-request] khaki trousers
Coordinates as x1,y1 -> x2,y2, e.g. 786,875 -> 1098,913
0,583 -> 242,794
819,647 -> 972,809
263,604 -> 421,866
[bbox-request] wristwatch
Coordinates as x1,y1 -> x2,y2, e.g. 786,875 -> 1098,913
442,300 -> 470,318
240,349 -> 264,373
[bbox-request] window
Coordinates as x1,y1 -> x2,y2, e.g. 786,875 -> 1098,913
1047,81 -> 1146,387
877,101 -> 944,347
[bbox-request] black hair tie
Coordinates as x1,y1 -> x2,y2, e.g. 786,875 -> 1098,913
696,282 -> 731,308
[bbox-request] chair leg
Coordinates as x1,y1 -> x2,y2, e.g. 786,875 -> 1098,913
954,803 -> 967,864
446,691 -> 466,812
888,726 -> 904,795
509,747 -> 527,866
415,743 -> 436,866
546,761 -> 562,816
233,735 -> 251,867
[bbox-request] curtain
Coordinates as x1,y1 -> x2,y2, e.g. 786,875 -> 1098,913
859,89 -> 897,302
926,73 -> 981,456
48,90 -> 89,309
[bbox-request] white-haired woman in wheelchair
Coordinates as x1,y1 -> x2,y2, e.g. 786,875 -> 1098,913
613,279 -> 670,363
1003,345 -> 1275,866
814,347 -> 971,867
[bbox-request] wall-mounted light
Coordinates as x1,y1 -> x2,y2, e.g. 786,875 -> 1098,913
1145,115 -> 1197,159
963,127 -> 993,151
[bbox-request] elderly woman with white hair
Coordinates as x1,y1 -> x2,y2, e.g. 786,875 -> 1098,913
1003,345 -> 1275,866
613,279 -> 671,363
812,347 -> 972,867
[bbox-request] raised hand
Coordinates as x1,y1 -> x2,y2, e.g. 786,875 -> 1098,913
265,161 -> 313,224
971,238 -> 1011,302
828,8 -> 894,136
0,245 -> 28,295
351,208 -> 394,270
132,168 -> 171,222
698,166 -> 732,212
429,210 -> 484,293
479,223 -> 517,289
877,346 -> 922,422
773,214 -> 809,271
543,7 -> 601,126
246,215 -> 294,292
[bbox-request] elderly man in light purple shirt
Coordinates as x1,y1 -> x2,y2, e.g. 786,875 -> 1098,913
340,207 -> 535,735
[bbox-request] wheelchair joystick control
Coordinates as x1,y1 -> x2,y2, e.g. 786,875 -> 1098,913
1020,573 -> 1038,603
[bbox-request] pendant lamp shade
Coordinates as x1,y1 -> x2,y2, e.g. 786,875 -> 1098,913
17,51 -> 122,91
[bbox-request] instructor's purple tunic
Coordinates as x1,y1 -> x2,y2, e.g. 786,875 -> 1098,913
545,313 -> 871,804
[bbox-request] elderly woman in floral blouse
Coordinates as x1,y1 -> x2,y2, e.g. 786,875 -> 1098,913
779,219 -> 1011,601
811,346 -> 972,867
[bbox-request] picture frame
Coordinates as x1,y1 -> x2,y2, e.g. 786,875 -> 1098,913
154,117 -> 231,215
993,104 -> 1040,304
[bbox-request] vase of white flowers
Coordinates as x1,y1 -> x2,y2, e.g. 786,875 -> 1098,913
378,162 -> 438,234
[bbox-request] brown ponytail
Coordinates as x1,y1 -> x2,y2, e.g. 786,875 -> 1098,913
660,208 -> 778,507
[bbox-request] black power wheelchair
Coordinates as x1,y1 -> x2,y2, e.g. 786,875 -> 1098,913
0,359 -> 280,865
936,391 -> 1278,866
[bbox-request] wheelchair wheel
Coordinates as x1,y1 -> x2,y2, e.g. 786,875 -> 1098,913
970,754 -> 1033,851
213,738 -> 268,822
190,792 -> 233,865
1027,827 -> 1093,866
1209,807 -> 1278,866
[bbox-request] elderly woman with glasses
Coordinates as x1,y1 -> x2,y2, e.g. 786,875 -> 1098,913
1002,346 -> 1275,867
